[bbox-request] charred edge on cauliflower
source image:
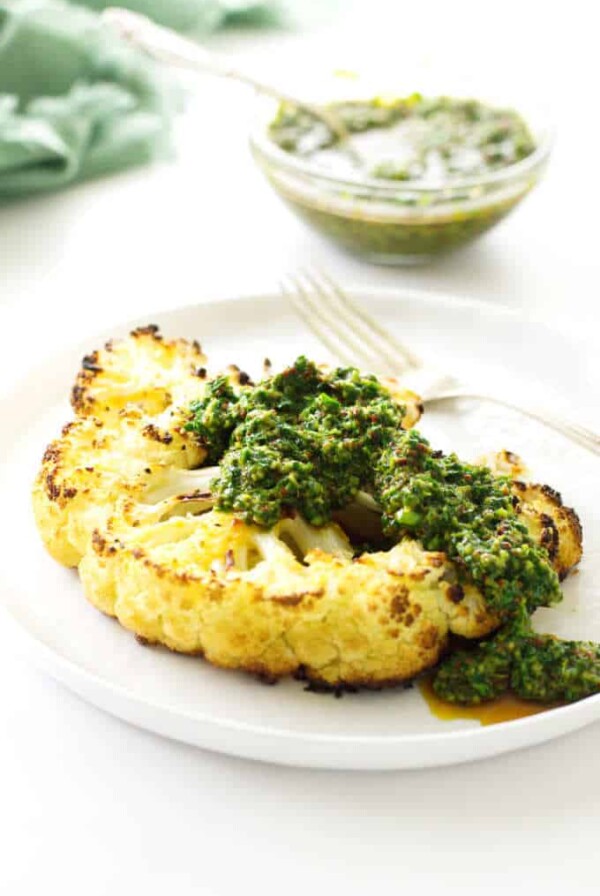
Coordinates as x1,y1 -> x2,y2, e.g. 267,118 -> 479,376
71,325 -> 205,415
296,666 -> 418,695
41,441 -> 78,505
511,480 -> 583,580
226,364 -> 254,387
143,424 -> 174,445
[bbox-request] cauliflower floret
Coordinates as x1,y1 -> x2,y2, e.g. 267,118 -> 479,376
71,325 -> 209,418
376,375 -> 423,430
511,481 -> 583,580
33,327 -> 255,567
32,407 -> 207,566
478,448 -> 530,480
478,450 -> 583,579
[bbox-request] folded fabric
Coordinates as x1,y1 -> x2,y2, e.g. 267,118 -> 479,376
0,0 -> 181,197
75,0 -> 278,34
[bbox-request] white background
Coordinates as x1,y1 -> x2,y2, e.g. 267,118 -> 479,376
1,1 -> 599,893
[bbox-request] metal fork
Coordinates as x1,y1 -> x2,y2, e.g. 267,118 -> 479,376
281,270 -> 600,457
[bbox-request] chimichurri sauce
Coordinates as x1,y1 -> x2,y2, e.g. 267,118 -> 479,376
187,357 -> 408,528
269,94 -> 537,184
433,606 -> 600,705
185,359 -> 596,706
263,95 -> 540,262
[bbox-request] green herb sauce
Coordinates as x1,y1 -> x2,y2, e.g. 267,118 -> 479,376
186,358 -> 595,706
264,95 -> 540,262
374,430 -> 560,616
433,606 -> 600,705
270,95 -> 536,182
187,357 -> 406,527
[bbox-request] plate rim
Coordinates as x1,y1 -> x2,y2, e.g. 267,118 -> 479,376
2,283 -> 596,401
2,285 -> 598,769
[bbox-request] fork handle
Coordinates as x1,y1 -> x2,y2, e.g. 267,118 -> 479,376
423,389 -> 600,457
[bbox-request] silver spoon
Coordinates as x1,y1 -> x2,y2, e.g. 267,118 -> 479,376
103,7 -> 361,161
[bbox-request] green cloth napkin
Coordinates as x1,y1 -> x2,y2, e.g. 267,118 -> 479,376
0,0 -> 180,197
76,0 -> 279,34
0,0 -> 277,198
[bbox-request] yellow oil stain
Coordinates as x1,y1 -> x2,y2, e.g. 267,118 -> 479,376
419,676 -> 555,726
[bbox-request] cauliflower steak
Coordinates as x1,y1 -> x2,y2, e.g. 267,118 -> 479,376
33,327 -> 583,691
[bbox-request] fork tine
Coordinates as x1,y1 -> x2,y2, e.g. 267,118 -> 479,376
284,273 -> 396,373
303,268 -> 422,371
289,273 -> 392,368
280,278 -> 358,368
297,269 -> 398,372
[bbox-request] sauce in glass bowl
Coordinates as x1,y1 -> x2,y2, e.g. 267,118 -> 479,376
251,93 -> 551,264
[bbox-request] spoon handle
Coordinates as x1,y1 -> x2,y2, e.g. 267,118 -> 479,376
102,7 -> 353,145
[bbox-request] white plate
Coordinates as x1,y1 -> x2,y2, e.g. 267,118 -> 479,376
1,288 -> 599,770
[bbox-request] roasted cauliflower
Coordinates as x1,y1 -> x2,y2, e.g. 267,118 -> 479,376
33,326 -> 583,691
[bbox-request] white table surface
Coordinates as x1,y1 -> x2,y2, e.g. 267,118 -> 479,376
1,2 -> 599,892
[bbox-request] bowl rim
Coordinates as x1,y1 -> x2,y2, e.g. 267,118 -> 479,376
249,96 -> 554,197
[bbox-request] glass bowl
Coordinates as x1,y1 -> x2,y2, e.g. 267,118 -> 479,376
249,94 -> 553,265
